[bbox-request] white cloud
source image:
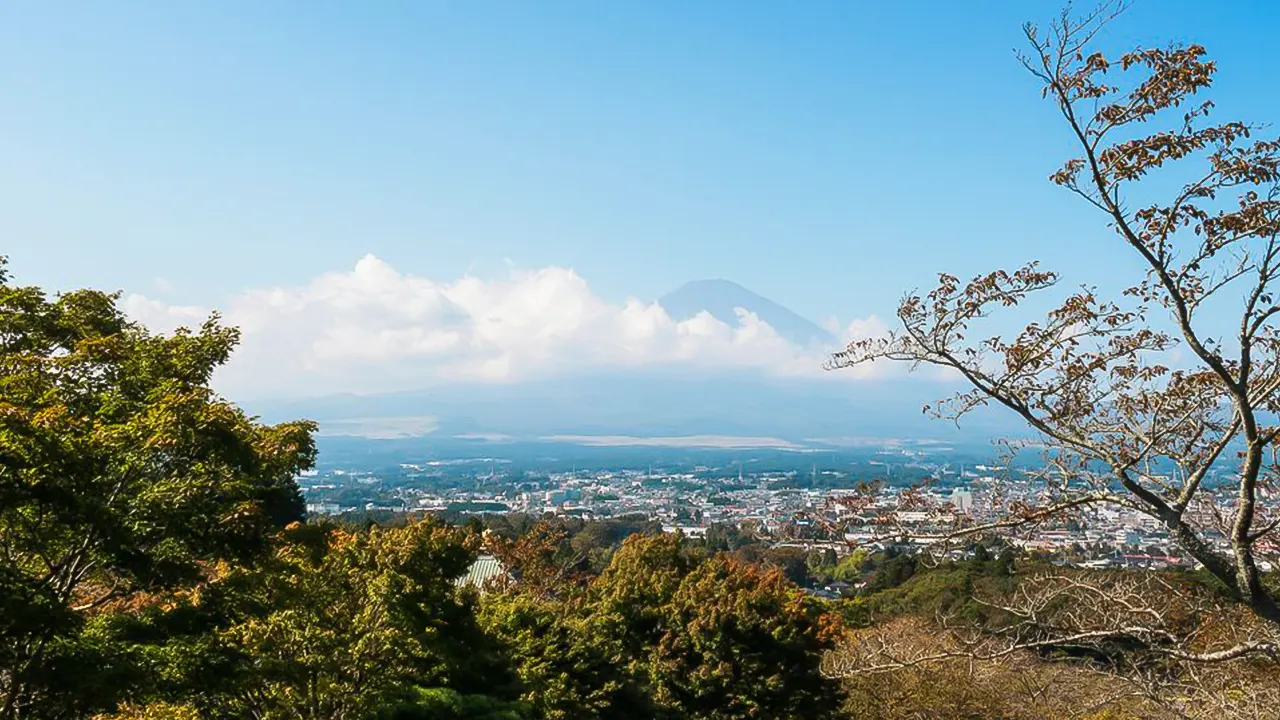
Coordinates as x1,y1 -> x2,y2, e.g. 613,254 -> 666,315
124,255 -> 894,398
121,295 -> 207,327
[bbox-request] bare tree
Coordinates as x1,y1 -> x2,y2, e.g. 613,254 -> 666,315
825,573 -> 1280,718
828,0 -> 1280,666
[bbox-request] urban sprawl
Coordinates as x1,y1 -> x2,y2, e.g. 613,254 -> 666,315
299,441 -> 1258,580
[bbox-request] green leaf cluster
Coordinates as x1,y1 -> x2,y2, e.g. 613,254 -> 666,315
480,533 -> 845,720
0,259 -> 315,718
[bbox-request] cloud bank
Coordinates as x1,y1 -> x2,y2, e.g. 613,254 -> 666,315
124,255 -> 890,399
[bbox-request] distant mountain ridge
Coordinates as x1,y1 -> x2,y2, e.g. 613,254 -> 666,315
658,279 -> 835,347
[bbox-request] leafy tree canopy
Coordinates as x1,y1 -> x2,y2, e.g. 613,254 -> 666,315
0,258 -> 316,718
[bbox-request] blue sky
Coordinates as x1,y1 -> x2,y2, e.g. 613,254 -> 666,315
2,1 -> 1278,397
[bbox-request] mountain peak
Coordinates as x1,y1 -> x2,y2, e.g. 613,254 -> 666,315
672,278 -> 749,292
658,280 -> 835,347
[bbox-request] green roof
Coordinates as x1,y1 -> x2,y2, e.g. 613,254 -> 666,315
456,554 -> 507,591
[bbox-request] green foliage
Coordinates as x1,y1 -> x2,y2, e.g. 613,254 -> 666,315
0,260 -> 316,717
868,568 -> 974,616
855,547 -> 1024,629
75,519 -> 518,720
569,515 -> 662,572
702,523 -> 749,552
478,593 -> 647,720
754,546 -> 810,585
98,701 -> 205,720
830,548 -> 870,583
650,556 -> 844,720
215,521 -> 488,719
378,687 -> 531,720
807,547 -> 838,578
591,533 -> 692,661
482,533 -> 843,720
863,553 -> 918,594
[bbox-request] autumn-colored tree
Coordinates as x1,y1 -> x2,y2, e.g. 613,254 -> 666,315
830,1 -> 1280,669
0,259 -> 316,718
831,617 -> 1165,720
485,520 -> 588,599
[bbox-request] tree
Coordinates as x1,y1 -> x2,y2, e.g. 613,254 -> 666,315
218,520 -> 492,720
830,617 -> 1167,720
377,687 -> 531,720
95,702 -> 204,720
590,533 -> 692,668
0,260 -> 316,718
703,522 -> 747,552
830,549 -> 870,584
829,572 -> 1280,719
649,556 -> 844,719
486,520 -> 587,599
85,518 -> 520,720
484,531 -> 845,719
759,546 -> 812,586
479,533 -> 679,720
829,2 -> 1280,666
477,592 -> 649,720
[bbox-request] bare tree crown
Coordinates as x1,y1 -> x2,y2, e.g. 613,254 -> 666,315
829,1 -> 1280,631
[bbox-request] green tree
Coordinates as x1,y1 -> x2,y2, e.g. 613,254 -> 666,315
649,556 -> 844,720
96,702 -> 204,720
759,547 -> 811,586
590,533 -> 691,668
377,687 -> 530,720
807,548 -> 839,583
865,554 -> 918,594
830,549 -> 869,584
477,592 -> 647,720
702,523 -> 745,552
0,260 -> 316,718
486,531 -> 847,719
217,520 -> 491,720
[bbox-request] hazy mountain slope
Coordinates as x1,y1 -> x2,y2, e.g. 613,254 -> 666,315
658,279 -> 835,347
246,371 -> 1018,446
